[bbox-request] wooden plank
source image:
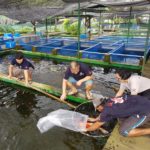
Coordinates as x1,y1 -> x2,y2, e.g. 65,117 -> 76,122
0,73 -> 87,104
103,123 -> 150,150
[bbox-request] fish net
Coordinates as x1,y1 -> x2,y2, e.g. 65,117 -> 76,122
75,101 -> 116,138
37,109 -> 88,133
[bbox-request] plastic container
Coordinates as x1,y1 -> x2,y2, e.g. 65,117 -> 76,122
80,34 -> 88,39
14,33 -> 21,38
3,33 -> 13,39
5,41 -> 16,48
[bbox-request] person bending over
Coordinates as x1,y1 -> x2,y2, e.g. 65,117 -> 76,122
60,61 -> 93,100
8,52 -> 35,86
87,95 -> 150,137
115,69 -> 150,99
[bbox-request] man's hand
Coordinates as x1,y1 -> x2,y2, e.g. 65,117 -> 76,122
86,121 -> 102,132
60,93 -> 66,101
76,80 -> 82,87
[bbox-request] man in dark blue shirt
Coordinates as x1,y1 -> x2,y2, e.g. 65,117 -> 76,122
87,95 -> 150,137
60,61 -> 93,101
8,52 -> 34,86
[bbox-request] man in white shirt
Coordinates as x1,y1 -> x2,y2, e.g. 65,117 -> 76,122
115,69 -> 150,99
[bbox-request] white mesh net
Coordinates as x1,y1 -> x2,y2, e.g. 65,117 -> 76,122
37,109 -> 88,133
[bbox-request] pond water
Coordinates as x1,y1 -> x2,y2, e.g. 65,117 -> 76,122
0,55 -> 119,150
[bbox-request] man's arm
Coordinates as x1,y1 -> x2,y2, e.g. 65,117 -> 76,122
115,89 -> 125,97
24,70 -> 29,86
86,121 -> 105,132
78,65 -> 93,85
130,78 -> 139,95
76,76 -> 93,86
60,79 -> 67,100
8,65 -> 13,78
29,61 -> 35,70
80,75 -> 93,82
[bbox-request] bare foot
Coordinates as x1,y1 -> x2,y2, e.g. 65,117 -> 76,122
86,91 -> 93,100
68,89 -> 78,95
28,80 -> 32,84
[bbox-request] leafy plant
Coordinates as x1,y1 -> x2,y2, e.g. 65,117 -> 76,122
19,27 -> 33,33
63,19 -> 83,36
63,19 -> 71,33
0,25 -> 15,33
68,22 -> 79,35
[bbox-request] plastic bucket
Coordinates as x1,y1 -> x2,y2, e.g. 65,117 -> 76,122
6,41 -> 16,48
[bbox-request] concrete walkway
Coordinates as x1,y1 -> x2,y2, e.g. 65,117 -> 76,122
142,59 -> 150,78
103,123 -> 150,150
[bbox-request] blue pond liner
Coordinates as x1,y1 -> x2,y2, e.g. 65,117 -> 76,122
111,44 -> 144,56
16,36 -> 150,66
26,39 -> 58,46
82,51 -> 105,60
19,44 -> 33,51
62,42 -> 89,50
109,44 -> 144,64
84,43 -> 102,52
110,44 -> 125,54
123,50 -> 144,56
110,53 -> 142,65
36,46 -> 56,53
57,49 -> 78,57
43,41 -> 64,47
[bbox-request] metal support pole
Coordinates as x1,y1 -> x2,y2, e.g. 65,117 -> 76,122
127,7 -> 132,43
45,18 -> 48,38
33,25 -> 36,34
142,14 -> 150,73
84,11 -> 87,34
31,21 -> 36,34
88,17 -> 91,40
49,17 -> 51,32
77,0 -> 81,52
98,11 -> 102,36
55,17 -> 57,30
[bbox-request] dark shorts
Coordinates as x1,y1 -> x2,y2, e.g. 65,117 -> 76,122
139,89 -> 150,100
119,113 -> 150,137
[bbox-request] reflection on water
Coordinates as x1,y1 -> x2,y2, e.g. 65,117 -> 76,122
0,55 -> 119,150
0,83 -> 108,150
14,91 -> 38,118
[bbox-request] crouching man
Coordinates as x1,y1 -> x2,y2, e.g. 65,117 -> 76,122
60,61 -> 93,100
87,95 -> 150,137
8,52 -> 35,86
